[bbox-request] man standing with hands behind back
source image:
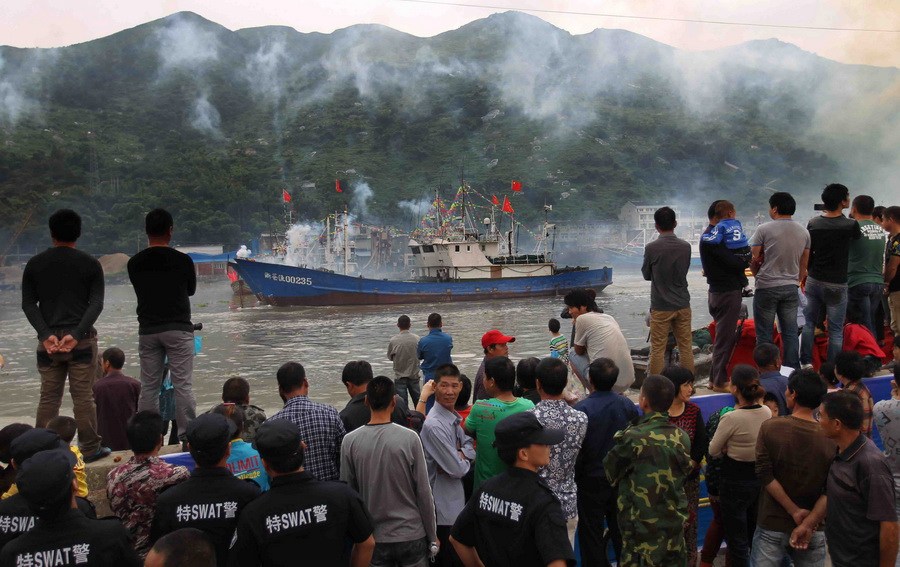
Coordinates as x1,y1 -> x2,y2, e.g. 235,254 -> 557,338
21,209 -> 109,463
128,208 -> 197,444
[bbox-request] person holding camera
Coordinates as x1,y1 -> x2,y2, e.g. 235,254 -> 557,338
800,184 -> 862,367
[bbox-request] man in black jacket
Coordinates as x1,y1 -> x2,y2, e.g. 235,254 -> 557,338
21,209 -> 108,462
128,208 -> 197,443
699,200 -> 749,391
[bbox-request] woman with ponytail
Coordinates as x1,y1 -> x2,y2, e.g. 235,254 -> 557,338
708,364 -> 771,567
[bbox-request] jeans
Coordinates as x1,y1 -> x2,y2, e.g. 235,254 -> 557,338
576,477 -> 621,567
394,377 -> 421,408
708,290 -> 744,386
749,527 -> 825,567
137,330 -> 196,442
35,336 -> 102,455
753,285 -> 800,369
800,278 -> 848,365
648,307 -> 695,375
371,537 -> 429,567
848,282 -> 885,339
720,477 -> 760,567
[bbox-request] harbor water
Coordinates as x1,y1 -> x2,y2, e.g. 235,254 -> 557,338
0,267 -> 722,421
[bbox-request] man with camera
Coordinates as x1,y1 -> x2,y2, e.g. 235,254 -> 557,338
800,184 -> 862,367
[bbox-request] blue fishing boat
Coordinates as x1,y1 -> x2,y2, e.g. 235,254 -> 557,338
230,184 -> 612,306
230,257 -> 612,306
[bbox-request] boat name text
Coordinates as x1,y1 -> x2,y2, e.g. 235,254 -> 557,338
264,273 -> 313,285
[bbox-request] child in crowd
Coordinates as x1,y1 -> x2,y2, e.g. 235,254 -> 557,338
548,318 -> 569,363
835,351 -> 874,437
763,392 -> 780,417
701,200 -> 752,265
46,416 -> 89,498
212,403 -> 269,491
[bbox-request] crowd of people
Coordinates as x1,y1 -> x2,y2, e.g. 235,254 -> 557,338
0,187 -> 896,566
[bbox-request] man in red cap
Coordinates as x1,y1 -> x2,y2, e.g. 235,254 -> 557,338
472,330 -> 515,401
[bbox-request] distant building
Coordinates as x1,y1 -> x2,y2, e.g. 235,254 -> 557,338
618,202 -> 679,232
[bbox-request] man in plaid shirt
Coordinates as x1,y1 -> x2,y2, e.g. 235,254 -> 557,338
268,362 -> 346,480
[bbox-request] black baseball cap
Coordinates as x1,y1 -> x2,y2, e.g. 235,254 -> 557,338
186,414 -> 236,457
493,412 -> 565,449
253,419 -> 303,462
9,428 -> 73,466
17,449 -> 76,514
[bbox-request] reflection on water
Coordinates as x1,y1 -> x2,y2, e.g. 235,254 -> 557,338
0,269 -> 717,418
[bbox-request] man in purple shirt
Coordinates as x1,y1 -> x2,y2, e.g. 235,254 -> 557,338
93,347 -> 142,451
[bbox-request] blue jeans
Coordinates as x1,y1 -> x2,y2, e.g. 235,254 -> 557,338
800,278 -> 848,365
394,377 -> 421,408
750,527 -> 825,567
753,285 -> 800,369
848,282 -> 885,339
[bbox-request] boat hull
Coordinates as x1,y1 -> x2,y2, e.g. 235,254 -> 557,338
231,259 -> 613,306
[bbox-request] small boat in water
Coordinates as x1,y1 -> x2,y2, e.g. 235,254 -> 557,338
230,184 -> 613,306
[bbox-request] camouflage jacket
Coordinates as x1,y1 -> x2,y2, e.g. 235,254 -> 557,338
206,403 -> 267,443
240,404 -> 267,443
604,411 -> 693,567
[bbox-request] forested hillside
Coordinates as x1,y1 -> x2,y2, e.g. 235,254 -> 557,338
1,11 -> 896,254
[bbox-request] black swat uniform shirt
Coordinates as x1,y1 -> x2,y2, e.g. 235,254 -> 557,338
228,471 -> 373,567
0,509 -> 139,567
0,495 -> 95,551
152,467 -> 259,567
451,467 -> 575,567
127,246 -> 196,335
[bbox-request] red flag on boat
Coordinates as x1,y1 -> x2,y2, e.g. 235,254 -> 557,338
502,195 -> 514,214
335,180 -> 343,193
282,189 -> 291,203
491,194 -> 500,206
511,180 -> 522,192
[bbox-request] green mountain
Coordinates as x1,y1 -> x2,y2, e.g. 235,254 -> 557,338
1,11 -> 897,255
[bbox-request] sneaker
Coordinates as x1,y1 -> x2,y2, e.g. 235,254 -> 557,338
801,364 -> 814,371
83,446 -> 112,463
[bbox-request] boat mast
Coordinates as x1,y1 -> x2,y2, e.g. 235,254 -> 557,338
459,166 -> 466,237
325,214 -> 333,269
435,187 -> 441,236
343,207 -> 350,276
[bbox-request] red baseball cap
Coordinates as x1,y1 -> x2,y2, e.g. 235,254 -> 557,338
481,329 -> 516,349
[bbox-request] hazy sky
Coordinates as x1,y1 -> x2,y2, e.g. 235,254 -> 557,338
2,0 -> 898,68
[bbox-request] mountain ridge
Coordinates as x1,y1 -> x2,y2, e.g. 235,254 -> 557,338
0,10 -> 896,254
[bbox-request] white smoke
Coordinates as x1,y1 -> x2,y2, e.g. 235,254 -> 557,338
245,41 -> 288,101
189,92 -> 222,137
282,222 -> 324,266
0,52 -> 47,126
351,181 -> 374,216
155,17 -> 220,72
398,197 -> 432,219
